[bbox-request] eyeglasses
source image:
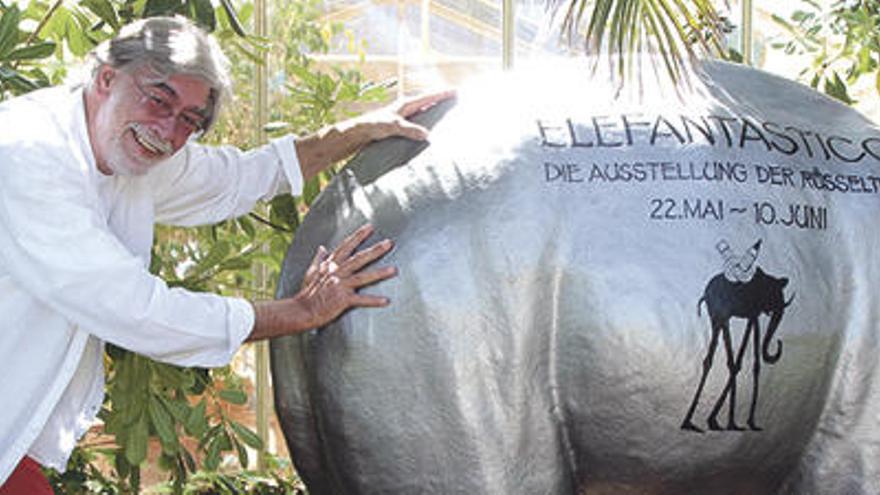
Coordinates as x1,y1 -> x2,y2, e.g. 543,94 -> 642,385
131,78 -> 210,139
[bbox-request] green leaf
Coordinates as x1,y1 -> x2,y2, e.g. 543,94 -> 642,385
148,396 -> 178,453
190,239 -> 230,276
80,0 -> 119,30
143,0 -> 183,18
269,193 -> 299,231
0,5 -> 21,59
186,0 -> 215,32
858,46 -> 872,74
129,465 -> 141,493
228,38 -> 262,65
218,388 -> 247,405
825,71 -> 855,104
185,399 -> 208,437
163,396 -> 191,422
285,55 -> 313,78
157,452 -> 176,471
41,5 -> 69,40
4,41 -> 55,61
232,434 -> 249,469
181,447 -> 197,472
218,256 -> 251,271
0,66 -> 39,93
124,413 -> 149,466
302,176 -> 321,206
64,12 -> 94,57
149,248 -> 164,275
229,420 -> 263,450
114,451 -> 131,479
153,361 -> 185,388
236,1 -> 254,25
792,10 -> 811,23
263,121 -> 290,133
200,423 -> 223,449
237,216 -> 256,238
770,13 -> 795,31
204,438 -> 221,471
875,68 -> 880,98
216,429 -> 233,451
130,353 -> 151,389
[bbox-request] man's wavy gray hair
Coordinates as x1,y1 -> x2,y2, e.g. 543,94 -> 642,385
89,16 -> 232,133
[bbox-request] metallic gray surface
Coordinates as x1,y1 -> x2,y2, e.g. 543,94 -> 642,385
270,60 -> 880,494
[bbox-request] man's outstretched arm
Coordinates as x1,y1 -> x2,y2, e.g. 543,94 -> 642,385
294,90 -> 456,181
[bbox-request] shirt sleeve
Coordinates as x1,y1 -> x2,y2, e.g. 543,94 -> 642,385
150,135 -> 303,226
0,142 -> 253,368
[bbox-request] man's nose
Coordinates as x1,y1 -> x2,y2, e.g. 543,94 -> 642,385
152,116 -> 190,151
153,115 -> 178,140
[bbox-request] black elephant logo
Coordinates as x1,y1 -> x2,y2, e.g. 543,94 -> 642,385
681,240 -> 794,433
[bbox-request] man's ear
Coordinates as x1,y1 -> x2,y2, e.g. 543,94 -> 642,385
94,65 -> 116,95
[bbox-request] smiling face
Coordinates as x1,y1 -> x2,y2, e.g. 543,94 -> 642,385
86,64 -> 212,176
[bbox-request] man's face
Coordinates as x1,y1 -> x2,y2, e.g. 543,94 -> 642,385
91,66 -> 212,176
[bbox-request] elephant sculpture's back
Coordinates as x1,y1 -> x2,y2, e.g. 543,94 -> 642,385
271,60 -> 880,494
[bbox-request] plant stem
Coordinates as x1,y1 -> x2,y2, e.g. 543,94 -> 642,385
249,212 -> 293,232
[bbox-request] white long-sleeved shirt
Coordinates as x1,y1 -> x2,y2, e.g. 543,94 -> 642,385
0,84 -> 303,482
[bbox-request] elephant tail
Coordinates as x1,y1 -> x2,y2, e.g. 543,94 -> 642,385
762,310 -> 784,364
697,296 -> 706,317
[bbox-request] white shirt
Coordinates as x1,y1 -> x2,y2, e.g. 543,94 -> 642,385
0,84 -> 303,481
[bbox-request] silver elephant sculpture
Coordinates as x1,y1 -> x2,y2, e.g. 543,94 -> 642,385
270,59 -> 880,494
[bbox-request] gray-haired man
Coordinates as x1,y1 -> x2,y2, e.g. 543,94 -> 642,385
0,16 -> 451,491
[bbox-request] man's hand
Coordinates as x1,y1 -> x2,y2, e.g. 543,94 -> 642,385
297,223 -> 396,326
248,224 -> 396,341
348,90 -> 457,142
295,89 -> 456,180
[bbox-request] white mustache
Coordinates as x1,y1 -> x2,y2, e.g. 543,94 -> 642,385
130,123 -> 173,156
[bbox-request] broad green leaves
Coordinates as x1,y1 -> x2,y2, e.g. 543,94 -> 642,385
285,65 -> 388,132
0,0 -> 254,100
824,70 -> 855,105
772,0 -> 880,106
189,0 -> 216,32
81,0 -> 120,31
140,0 -> 240,33
103,347 -> 264,493
5,41 -> 55,61
0,5 -> 21,58
10,0 -> 392,492
0,5 -> 56,98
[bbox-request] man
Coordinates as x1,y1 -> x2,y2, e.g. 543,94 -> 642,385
0,16 -> 451,492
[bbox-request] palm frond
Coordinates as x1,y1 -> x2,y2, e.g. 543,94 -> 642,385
553,0 -> 730,84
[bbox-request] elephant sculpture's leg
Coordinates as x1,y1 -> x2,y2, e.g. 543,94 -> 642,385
681,320 -> 723,432
708,322 -> 747,431
747,318 -> 763,431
